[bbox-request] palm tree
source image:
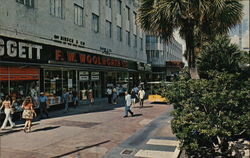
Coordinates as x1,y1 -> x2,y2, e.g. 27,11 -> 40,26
138,0 -> 243,79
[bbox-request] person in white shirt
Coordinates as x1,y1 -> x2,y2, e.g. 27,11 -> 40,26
106,87 -> 112,104
124,91 -> 134,117
138,88 -> 145,108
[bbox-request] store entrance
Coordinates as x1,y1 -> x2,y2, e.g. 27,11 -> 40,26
79,80 -> 101,99
89,81 -> 101,98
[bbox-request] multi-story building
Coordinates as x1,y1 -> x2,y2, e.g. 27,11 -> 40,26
0,0 -> 147,107
146,35 -> 183,81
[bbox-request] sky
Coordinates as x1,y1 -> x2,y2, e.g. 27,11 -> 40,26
230,0 -> 249,50
174,0 -> 249,64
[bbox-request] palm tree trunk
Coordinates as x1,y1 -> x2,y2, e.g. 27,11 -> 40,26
185,28 -> 200,79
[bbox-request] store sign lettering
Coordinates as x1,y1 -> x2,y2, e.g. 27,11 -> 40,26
0,38 -> 42,60
55,49 -> 128,68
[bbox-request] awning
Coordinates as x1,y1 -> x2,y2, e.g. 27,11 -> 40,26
0,67 -> 39,81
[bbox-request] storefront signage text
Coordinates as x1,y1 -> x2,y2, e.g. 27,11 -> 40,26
100,47 -> 111,55
53,35 -> 85,47
55,49 -> 128,68
0,38 -> 42,60
79,71 -> 89,81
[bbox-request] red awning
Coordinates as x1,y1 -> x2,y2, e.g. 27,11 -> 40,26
0,67 -> 39,81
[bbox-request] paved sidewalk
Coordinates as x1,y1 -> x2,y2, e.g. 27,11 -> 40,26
0,99 -> 176,158
103,107 -> 180,158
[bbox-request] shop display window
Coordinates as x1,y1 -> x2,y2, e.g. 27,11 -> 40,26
44,70 -> 62,105
0,66 -> 40,111
44,69 -> 76,106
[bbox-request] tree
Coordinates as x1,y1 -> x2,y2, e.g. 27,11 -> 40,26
197,35 -> 244,77
138,0 -> 243,79
162,72 -> 250,157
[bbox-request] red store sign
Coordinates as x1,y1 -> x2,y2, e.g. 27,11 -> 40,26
55,49 -> 128,68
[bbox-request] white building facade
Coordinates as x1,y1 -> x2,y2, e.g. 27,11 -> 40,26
146,35 -> 183,81
0,0 -> 147,106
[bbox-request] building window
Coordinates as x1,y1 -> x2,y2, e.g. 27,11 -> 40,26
106,20 -> 112,38
126,31 -> 130,46
50,0 -> 64,18
134,35 -> 137,47
74,4 -> 83,26
117,26 -> 122,41
133,12 -> 137,25
16,0 -> 34,8
106,0 -> 111,8
126,6 -> 130,21
140,38 -> 143,50
92,13 -> 99,33
117,0 -> 122,15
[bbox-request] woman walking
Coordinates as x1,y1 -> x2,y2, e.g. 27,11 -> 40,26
131,89 -> 137,107
22,96 -> 36,132
88,89 -> 94,105
0,96 -> 15,130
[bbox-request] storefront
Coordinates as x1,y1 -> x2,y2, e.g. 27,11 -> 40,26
166,61 -> 184,81
0,35 -> 134,107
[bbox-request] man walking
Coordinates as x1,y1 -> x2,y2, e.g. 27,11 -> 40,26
138,88 -> 145,108
39,92 -> 49,118
106,87 -> 112,104
63,89 -> 69,112
124,91 -> 134,117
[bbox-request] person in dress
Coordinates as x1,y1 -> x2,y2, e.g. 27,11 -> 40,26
22,96 -> 36,132
88,89 -> 94,105
130,89 -> 137,107
0,96 -> 15,130
112,87 -> 118,104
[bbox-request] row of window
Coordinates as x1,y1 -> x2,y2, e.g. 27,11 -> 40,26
16,0 -> 142,49
146,50 -> 182,61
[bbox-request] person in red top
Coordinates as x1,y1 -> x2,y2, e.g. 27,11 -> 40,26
22,96 -> 36,133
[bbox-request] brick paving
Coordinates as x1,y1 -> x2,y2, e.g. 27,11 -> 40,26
0,99 -> 173,158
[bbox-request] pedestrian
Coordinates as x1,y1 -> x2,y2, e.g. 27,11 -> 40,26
21,96 -> 36,132
112,87 -> 118,104
124,91 -> 134,118
138,88 -> 145,108
72,88 -> 78,108
39,92 -> 49,119
88,89 -> 94,105
0,95 -> 15,130
131,89 -> 137,107
106,87 -> 112,104
63,89 -> 69,112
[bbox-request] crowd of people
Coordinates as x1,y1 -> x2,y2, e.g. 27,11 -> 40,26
0,85 -> 146,132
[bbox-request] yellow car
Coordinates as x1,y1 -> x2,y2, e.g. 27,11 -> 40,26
148,94 -> 168,103
144,81 -> 172,103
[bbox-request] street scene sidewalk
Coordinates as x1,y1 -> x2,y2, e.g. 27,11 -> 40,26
0,99 -> 178,158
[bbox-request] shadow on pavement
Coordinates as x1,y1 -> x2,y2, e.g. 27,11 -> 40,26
0,128 -> 23,136
52,140 -> 111,158
134,106 -> 154,109
0,122 -> 40,136
133,114 -> 143,117
150,102 -> 169,104
31,126 -> 60,133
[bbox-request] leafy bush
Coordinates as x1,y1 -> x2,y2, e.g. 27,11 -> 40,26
161,71 -> 250,157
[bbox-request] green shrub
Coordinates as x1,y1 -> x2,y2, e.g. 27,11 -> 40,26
161,71 -> 250,157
